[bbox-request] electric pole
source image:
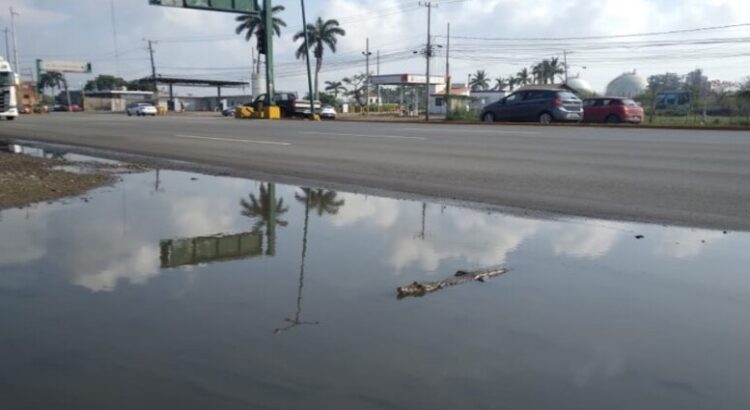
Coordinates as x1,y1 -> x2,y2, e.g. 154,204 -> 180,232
3,28 -> 10,63
420,2 -> 437,122
10,6 -> 20,73
147,40 -> 157,92
110,0 -> 120,76
445,23 -> 451,111
377,49 -> 381,111
263,0 -> 275,107
563,50 -> 568,84
362,38 -> 372,115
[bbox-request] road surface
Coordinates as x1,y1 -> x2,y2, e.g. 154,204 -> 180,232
2,113 -> 749,230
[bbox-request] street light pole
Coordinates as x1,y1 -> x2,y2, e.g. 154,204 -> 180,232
264,0 -> 275,107
362,38 -> 372,115
10,6 -> 20,73
420,2 -> 436,122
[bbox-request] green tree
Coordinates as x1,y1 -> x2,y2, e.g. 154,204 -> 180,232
294,17 -> 346,100
548,57 -> 564,83
494,77 -> 508,92
84,75 -> 128,91
469,70 -> 489,91
516,68 -> 531,86
343,73 -> 367,108
324,80 -> 346,102
40,71 -> 65,96
507,76 -> 518,92
235,5 -> 286,74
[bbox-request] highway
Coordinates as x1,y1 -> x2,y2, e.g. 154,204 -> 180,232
2,113 -> 750,230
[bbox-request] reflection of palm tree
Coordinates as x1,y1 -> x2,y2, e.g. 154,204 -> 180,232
275,188 -> 345,334
240,183 -> 288,256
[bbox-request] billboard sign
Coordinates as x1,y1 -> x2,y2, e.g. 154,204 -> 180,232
41,60 -> 92,73
149,0 -> 257,13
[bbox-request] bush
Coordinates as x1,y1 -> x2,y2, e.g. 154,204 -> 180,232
447,109 -> 480,121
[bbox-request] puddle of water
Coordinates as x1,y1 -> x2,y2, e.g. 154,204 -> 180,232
1,168 -> 749,409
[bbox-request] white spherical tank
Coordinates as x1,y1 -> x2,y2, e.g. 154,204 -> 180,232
606,72 -> 647,98
565,78 -> 595,96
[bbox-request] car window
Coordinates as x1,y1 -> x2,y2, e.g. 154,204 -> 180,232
524,91 -> 546,101
622,99 -> 638,106
608,100 -> 622,106
505,93 -> 521,104
583,99 -> 596,108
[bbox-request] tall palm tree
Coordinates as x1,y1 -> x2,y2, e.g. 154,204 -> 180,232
275,188 -> 345,335
531,63 -> 543,84
494,77 -> 508,92
294,17 -> 346,100
235,5 -> 287,74
516,68 -> 531,86
324,80 -> 347,102
469,70 -> 489,91
240,183 -> 289,256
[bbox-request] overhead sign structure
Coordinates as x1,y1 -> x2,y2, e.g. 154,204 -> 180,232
149,0 -> 257,13
40,60 -> 92,74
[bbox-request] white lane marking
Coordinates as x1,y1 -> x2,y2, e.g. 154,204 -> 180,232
397,127 -> 539,135
300,131 -> 426,141
173,134 -> 290,146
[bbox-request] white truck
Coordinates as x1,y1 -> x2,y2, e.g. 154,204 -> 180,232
0,57 -> 18,120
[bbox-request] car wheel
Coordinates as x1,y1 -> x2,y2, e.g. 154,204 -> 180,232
539,112 -> 553,125
606,115 -> 622,124
482,112 -> 495,122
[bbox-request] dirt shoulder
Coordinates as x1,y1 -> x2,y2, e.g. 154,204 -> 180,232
0,151 -> 114,210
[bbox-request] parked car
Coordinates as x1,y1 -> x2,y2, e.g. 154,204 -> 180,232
583,97 -> 644,124
480,88 -> 583,124
126,102 -> 158,117
319,105 -> 337,120
222,105 -> 237,117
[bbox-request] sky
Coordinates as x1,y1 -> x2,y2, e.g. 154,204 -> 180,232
1,0 -> 750,96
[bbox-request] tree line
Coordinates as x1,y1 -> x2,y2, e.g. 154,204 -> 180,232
468,58 -> 566,92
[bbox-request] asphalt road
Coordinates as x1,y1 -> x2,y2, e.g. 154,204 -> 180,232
2,113 -> 750,230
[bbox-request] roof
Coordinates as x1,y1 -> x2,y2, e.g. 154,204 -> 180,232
143,75 -> 248,87
84,90 -> 154,97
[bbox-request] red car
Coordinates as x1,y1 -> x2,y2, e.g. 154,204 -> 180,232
583,97 -> 644,124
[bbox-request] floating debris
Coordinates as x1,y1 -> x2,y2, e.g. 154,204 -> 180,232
635,235 -> 645,240
397,267 -> 508,299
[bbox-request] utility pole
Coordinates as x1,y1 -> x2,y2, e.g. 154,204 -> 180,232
10,6 -> 20,73
362,38 -> 372,115
377,49 -> 381,111
420,2 -> 437,122
110,0 -> 120,76
147,40 -> 157,93
3,28 -> 10,62
445,22 -> 451,113
263,0 -> 275,107
563,50 -> 569,84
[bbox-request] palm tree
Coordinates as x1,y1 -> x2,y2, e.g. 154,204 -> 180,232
494,77 -> 508,92
549,57 -> 564,83
240,183 -> 289,256
517,68 -> 531,86
275,188 -> 345,335
324,80 -> 347,103
235,5 -> 287,74
531,63 -> 543,84
40,71 -> 65,97
294,17 -> 346,100
469,70 -> 489,91
507,76 -> 518,92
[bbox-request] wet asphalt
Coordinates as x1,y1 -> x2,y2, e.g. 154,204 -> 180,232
1,112 -> 749,230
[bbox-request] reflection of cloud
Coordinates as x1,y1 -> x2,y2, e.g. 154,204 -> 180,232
0,208 -> 49,267
72,246 -> 160,292
329,194 -> 398,229
389,209 -> 541,273
552,223 -> 630,259
655,230 -> 726,259
169,198 -> 237,238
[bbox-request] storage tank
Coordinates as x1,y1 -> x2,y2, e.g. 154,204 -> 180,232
565,77 -> 595,96
606,71 -> 647,98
